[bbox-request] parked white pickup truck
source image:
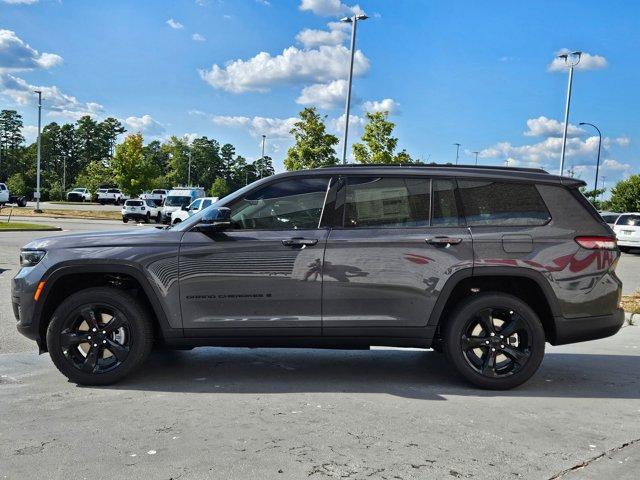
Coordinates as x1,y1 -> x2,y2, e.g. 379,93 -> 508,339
140,189 -> 168,206
66,187 -> 91,202
97,188 -> 128,205
0,183 -> 28,207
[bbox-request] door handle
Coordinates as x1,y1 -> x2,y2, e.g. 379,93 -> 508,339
282,238 -> 319,247
425,236 -> 463,246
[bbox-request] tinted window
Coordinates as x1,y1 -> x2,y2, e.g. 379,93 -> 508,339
107,189 -> 120,193
202,199 -> 213,209
600,214 -> 619,224
432,179 -> 460,226
230,177 -> 330,230
126,200 -> 143,206
189,199 -> 202,210
343,177 -> 429,228
617,214 -> 640,227
458,180 -> 550,226
145,200 -> 155,207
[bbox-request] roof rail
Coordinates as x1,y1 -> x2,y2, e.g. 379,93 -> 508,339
320,163 -> 548,174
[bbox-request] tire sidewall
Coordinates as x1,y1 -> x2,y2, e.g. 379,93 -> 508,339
444,293 -> 546,390
46,287 -> 152,385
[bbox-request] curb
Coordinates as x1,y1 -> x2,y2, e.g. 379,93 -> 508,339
0,227 -> 63,232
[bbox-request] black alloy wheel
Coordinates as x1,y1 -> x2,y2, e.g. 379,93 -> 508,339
444,293 -> 545,389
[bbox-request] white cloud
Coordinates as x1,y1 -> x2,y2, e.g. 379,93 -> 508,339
330,113 -> 365,134
296,22 -> 348,48
188,109 -> 207,116
166,18 -> 184,29
602,159 -> 632,171
22,124 -> 38,143
362,98 -> 400,115
296,79 -> 348,108
614,136 -> 630,147
192,33 -> 206,42
523,116 -> 583,138
299,0 -> 363,17
125,115 -> 165,136
548,49 -> 608,72
2,0 -> 38,4
0,74 -> 103,119
212,115 -> 297,139
0,29 -> 63,72
255,0 -> 270,5
200,44 -> 369,93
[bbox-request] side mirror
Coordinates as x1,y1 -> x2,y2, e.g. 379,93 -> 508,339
182,205 -> 189,211
197,207 -> 231,231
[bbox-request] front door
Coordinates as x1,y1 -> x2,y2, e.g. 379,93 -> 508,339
179,176 -> 332,333
322,176 -> 473,331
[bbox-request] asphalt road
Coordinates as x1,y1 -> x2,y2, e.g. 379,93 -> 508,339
1,219 -> 639,479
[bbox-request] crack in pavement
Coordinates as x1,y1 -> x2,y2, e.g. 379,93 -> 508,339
548,437 -> 640,479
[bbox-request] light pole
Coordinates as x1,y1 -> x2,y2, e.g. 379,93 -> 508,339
260,134 -> 266,178
472,151 -> 479,165
187,149 -> 192,186
340,13 -> 368,164
453,143 -> 461,165
34,90 -> 42,212
579,122 -> 602,198
557,51 -> 582,176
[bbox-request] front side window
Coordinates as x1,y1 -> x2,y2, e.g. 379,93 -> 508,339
202,199 -> 213,209
343,177 -> 430,228
165,196 -> 191,207
189,199 -> 202,211
230,177 -> 330,230
458,180 -> 550,226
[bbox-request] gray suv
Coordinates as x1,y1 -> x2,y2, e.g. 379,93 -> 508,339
12,165 -> 624,389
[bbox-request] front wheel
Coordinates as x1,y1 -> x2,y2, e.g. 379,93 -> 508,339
145,213 -> 150,223
155,213 -> 161,224
122,217 -> 129,223
46,287 -> 154,385
443,293 -> 545,390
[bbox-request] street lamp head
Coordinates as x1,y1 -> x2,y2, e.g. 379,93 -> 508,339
340,16 -> 352,23
557,53 -> 568,61
356,14 -> 369,20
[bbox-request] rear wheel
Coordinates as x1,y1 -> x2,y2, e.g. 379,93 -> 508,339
443,293 -> 545,390
145,213 -> 150,223
155,213 -> 161,223
122,217 -> 128,223
46,287 -> 153,385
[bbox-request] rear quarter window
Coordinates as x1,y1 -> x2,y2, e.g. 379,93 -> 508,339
617,214 -> 640,227
458,180 -> 550,226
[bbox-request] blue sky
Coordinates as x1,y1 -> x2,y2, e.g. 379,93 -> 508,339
1,0 -> 638,191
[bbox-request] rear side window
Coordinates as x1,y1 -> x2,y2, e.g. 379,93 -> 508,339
458,180 -> 550,226
600,214 -> 619,224
617,214 -> 640,227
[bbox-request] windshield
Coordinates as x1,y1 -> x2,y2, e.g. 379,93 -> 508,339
72,188 -> 84,192
165,196 -> 192,207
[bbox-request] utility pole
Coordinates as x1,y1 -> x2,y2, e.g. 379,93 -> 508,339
340,13 -> 368,164
473,151 -> 479,165
579,122 -> 602,196
34,90 -> 42,212
453,143 -> 461,165
557,51 -> 582,176
260,134 -> 266,178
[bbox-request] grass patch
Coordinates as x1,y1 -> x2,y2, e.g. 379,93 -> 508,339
621,291 -> 640,316
0,207 -> 121,221
0,222 -> 60,231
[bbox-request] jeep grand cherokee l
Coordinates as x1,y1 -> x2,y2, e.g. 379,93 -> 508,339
12,165 -> 624,389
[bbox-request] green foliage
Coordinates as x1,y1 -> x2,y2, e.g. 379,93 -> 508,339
75,160 -> 113,195
209,177 -> 229,198
284,107 -> 338,170
6,172 -> 27,196
111,134 -> 156,196
610,175 -> 640,212
352,111 -> 414,164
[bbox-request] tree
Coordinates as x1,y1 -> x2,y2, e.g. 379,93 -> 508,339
191,136 -> 222,187
75,160 -> 113,195
352,111 -> 414,164
98,117 -> 126,159
0,110 -> 25,179
253,155 -> 275,178
209,177 -> 229,198
164,136 -> 190,186
609,175 -> 640,212
581,187 -> 607,210
220,143 -> 236,182
111,134 -> 156,196
284,107 -> 338,170
6,172 -> 27,196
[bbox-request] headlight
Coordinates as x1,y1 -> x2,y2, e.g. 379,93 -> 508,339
20,250 -> 46,267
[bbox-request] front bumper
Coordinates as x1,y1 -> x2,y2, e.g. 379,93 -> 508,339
552,308 -> 625,345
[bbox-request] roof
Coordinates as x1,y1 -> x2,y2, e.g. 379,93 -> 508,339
269,164 -> 586,187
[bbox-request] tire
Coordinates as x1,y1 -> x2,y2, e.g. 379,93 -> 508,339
145,213 -> 150,223
46,287 -> 154,386
155,213 -> 161,224
443,292 -> 545,390
173,219 -> 182,225
122,217 -> 128,223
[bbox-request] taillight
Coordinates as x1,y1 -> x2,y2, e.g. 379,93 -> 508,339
575,236 -> 617,250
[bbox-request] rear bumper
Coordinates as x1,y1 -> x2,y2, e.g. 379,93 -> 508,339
617,239 -> 640,247
552,308 -> 625,345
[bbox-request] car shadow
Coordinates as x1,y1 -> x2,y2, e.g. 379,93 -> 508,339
107,348 -> 640,401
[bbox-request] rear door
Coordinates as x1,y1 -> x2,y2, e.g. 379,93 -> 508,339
179,176 -> 332,332
321,176 -> 473,332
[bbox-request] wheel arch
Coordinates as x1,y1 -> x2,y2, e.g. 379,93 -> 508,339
429,267 -> 561,343
35,262 -> 178,352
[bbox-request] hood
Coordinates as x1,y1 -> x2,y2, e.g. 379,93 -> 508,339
23,227 -> 182,251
